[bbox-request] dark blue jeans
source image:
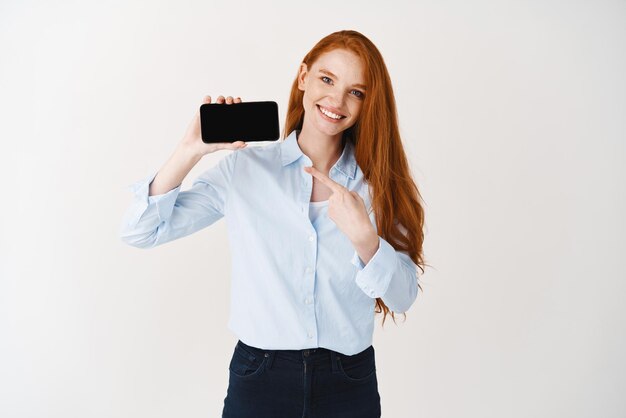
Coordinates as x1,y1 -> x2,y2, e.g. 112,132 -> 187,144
222,339 -> 381,417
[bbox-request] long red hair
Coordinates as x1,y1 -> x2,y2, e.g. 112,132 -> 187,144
282,30 -> 428,326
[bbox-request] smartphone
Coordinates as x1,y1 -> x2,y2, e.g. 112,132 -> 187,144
200,100 -> 280,143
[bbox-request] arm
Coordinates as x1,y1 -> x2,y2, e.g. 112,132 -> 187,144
119,149 -> 238,249
148,144 -> 202,196
300,163 -> 420,312
350,226 -> 419,314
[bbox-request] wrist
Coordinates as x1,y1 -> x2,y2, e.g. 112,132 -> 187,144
352,229 -> 380,267
175,144 -> 203,164
353,226 -> 378,248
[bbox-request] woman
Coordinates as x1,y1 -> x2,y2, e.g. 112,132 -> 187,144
120,29 -> 426,418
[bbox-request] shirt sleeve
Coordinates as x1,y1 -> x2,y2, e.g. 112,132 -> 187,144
350,233 -> 419,314
119,150 -> 238,249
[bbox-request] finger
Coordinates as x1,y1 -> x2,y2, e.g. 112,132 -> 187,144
196,95 -> 212,116
225,141 -> 247,150
303,166 -> 345,193
234,96 -> 242,103
226,96 -> 233,104
217,95 -> 225,104
217,141 -> 246,150
350,190 -> 363,201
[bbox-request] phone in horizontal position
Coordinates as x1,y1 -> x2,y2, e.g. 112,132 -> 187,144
200,100 -> 280,143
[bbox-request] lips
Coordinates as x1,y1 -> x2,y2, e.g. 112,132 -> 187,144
317,104 -> 346,121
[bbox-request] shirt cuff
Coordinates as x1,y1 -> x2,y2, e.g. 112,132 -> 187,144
352,236 -> 395,298
125,171 -> 182,227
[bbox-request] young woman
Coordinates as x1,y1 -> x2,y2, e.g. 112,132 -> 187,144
120,29 -> 426,418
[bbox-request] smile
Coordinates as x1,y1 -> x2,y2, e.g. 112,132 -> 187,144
317,104 -> 346,121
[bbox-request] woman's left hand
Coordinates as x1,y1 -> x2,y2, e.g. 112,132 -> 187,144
303,166 -> 377,246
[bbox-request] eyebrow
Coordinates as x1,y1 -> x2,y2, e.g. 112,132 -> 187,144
318,69 -> 367,90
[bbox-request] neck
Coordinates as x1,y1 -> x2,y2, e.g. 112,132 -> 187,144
296,127 -> 345,174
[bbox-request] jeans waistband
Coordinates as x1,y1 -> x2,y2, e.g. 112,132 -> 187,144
236,339 -> 373,372
238,339 -> 334,360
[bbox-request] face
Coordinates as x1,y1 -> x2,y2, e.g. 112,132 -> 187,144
297,48 -> 367,137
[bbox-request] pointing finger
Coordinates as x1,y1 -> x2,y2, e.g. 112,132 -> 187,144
303,166 -> 345,193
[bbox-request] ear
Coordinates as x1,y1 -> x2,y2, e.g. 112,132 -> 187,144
297,62 -> 308,91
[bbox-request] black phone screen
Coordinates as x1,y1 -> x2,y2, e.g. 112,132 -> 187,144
200,101 -> 280,143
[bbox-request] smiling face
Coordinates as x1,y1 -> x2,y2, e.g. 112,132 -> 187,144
297,48 -> 367,138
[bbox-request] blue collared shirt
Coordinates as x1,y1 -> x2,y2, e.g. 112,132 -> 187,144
119,129 -> 419,355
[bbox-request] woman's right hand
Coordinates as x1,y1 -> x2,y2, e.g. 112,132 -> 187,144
179,95 -> 248,157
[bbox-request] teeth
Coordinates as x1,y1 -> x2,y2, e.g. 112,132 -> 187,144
319,105 -> 343,120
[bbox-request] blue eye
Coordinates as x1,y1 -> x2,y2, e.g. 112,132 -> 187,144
320,76 -> 364,99
352,90 -> 364,98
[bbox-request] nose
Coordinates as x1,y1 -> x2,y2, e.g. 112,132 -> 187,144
328,92 -> 346,112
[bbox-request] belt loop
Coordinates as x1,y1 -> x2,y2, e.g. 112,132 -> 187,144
330,350 -> 339,373
265,350 -> 275,370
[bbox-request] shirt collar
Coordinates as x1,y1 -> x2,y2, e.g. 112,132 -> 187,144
279,129 -> 357,180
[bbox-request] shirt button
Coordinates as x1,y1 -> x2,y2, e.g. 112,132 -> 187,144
307,332 -> 313,339
305,267 -> 312,273
308,235 -> 315,241
305,298 -> 312,304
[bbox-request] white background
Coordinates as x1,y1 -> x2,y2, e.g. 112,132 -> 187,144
1,1 -> 625,417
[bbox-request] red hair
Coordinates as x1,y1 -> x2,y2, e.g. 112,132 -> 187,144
282,30 -> 428,326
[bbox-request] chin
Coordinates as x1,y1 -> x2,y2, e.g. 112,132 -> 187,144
316,123 -> 344,136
